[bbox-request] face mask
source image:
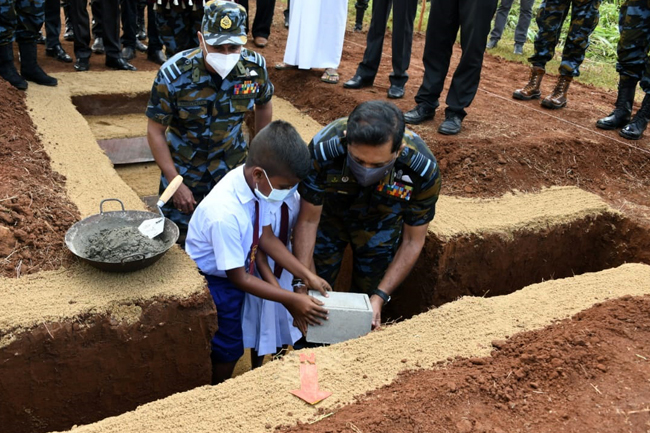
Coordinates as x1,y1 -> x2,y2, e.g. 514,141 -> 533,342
347,152 -> 396,187
255,169 -> 298,203
202,39 -> 240,80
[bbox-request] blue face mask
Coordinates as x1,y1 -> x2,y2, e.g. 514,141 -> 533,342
347,153 -> 396,187
255,169 -> 298,203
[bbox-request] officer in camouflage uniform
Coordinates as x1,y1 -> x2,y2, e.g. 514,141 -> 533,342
154,0 -> 204,57
294,101 -> 441,329
0,0 -> 57,90
597,0 -> 650,140
513,0 -> 602,109
146,0 -> 274,244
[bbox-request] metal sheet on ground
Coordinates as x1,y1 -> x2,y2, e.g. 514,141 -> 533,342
98,137 -> 154,164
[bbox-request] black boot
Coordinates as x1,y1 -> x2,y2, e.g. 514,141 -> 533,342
19,43 -> 57,86
354,3 -> 365,31
596,79 -> 637,130
0,43 -> 27,90
620,93 -> 650,140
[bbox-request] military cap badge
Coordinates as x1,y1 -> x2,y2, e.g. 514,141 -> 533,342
221,15 -> 232,30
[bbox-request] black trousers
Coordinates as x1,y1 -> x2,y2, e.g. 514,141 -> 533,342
91,0 -> 101,38
147,1 -> 162,52
233,0 -> 277,39
120,0 -> 137,49
70,0 -> 120,58
356,0 -> 418,87
43,0 -> 62,49
415,0 -> 498,118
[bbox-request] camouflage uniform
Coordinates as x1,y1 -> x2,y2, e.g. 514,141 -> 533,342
529,0 -> 602,77
617,0 -> 650,92
146,48 -> 273,235
154,0 -> 203,57
0,0 -> 44,46
298,118 -> 442,295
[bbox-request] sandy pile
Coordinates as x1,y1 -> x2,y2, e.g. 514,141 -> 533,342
57,263 -> 650,433
431,186 -> 614,239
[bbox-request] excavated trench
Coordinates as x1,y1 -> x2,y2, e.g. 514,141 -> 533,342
77,93 -> 650,324
15,90 -> 646,433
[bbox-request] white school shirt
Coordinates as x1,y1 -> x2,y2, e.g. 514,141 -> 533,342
186,165 -> 271,278
242,191 -> 303,355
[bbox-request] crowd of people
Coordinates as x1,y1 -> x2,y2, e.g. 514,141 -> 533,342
1,0 -> 648,383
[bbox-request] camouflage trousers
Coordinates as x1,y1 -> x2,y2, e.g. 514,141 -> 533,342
529,0 -> 601,77
155,4 -> 203,57
0,0 -> 44,46
616,0 -> 650,92
314,213 -> 401,295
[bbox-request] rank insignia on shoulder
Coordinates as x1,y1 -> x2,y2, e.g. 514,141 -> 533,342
377,181 -> 413,200
315,136 -> 346,161
398,146 -> 437,179
234,81 -> 259,95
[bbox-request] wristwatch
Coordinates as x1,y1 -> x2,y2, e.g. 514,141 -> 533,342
370,288 -> 391,304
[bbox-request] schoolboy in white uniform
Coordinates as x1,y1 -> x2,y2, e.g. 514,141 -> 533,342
186,120 -> 330,385
242,190 -> 303,367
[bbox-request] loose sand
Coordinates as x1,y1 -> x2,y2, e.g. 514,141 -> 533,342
57,263 -> 650,433
0,71 -> 206,348
86,113 -> 148,140
431,186 -> 615,239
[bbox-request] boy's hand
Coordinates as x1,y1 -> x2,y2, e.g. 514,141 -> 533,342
286,294 -> 328,335
304,274 -> 331,297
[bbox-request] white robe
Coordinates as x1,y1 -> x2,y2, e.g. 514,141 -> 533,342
283,0 -> 349,70
242,192 -> 303,356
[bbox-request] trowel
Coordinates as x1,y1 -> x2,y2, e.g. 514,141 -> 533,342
138,175 -> 184,239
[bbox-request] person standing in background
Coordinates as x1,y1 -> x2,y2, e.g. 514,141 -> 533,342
276,0 -> 347,84
404,0 -> 498,135
43,0 -> 73,62
344,0 -> 418,99
486,0 -> 535,55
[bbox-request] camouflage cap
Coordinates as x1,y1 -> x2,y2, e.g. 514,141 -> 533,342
202,0 -> 247,46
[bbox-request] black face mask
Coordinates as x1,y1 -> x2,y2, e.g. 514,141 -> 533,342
347,153 -> 396,187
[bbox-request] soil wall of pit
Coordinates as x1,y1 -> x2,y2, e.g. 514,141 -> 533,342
389,212 -> 650,320
0,290 -> 217,433
0,291 -> 216,433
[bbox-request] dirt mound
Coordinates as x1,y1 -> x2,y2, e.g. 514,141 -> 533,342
282,295 -> 650,433
0,79 -> 80,277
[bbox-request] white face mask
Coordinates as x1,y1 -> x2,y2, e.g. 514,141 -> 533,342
202,39 -> 240,80
255,169 -> 298,203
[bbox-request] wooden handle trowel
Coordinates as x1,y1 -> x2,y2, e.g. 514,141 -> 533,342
138,175 -> 184,239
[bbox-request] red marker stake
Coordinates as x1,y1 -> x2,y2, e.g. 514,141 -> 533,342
290,353 -> 332,404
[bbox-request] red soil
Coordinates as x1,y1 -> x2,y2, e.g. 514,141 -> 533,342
36,7 -> 650,216
281,295 -> 650,433
0,79 -> 80,278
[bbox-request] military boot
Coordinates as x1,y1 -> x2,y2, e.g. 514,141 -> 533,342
513,66 -> 545,100
0,43 -> 27,90
541,75 -> 572,109
620,93 -> 650,140
596,79 -> 637,130
19,43 -> 57,86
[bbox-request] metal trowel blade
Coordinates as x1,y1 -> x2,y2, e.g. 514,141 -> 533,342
138,216 -> 164,239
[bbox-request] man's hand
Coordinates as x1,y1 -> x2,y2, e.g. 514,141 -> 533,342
369,294 -> 384,330
304,274 -> 331,297
172,183 -> 197,214
285,293 -> 328,335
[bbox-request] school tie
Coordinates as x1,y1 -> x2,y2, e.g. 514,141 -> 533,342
273,203 -> 290,278
248,200 -> 260,275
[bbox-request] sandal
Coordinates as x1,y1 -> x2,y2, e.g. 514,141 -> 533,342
275,62 -> 298,70
321,69 -> 339,84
